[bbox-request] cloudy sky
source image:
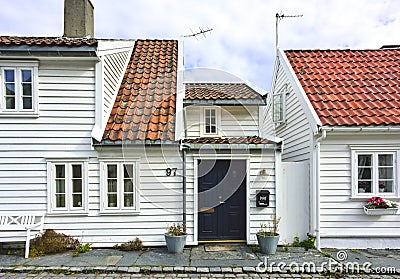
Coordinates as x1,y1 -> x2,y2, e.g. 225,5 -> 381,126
0,0 -> 399,91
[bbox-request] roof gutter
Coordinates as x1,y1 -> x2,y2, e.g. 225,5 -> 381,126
321,126 -> 400,133
0,45 -> 98,58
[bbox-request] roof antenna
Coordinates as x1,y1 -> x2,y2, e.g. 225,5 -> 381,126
183,27 -> 213,40
276,13 -> 303,49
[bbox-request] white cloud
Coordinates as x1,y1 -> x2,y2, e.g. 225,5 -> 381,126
0,0 -> 399,90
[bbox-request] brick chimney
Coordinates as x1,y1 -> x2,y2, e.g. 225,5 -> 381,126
64,0 -> 94,38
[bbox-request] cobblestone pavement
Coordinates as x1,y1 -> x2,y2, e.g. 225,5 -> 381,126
1,273 -> 400,278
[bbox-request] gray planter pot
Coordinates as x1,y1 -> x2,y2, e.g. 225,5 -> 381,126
164,234 -> 187,253
256,233 -> 280,255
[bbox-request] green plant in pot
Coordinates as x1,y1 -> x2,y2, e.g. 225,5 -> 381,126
164,223 -> 187,253
256,216 -> 281,255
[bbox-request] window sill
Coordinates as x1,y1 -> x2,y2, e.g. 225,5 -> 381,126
0,112 -> 39,118
100,210 -> 140,216
47,211 -> 88,216
350,196 -> 400,201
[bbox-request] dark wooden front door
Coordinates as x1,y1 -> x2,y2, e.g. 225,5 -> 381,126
198,160 -> 246,240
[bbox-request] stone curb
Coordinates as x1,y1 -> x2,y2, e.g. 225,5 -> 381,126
1,265 -> 399,275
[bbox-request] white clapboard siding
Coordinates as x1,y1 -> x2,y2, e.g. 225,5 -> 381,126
185,105 -> 260,138
248,150 -> 277,244
0,59 -> 98,222
81,146 -> 195,246
319,134 -> 400,243
270,62 -> 313,162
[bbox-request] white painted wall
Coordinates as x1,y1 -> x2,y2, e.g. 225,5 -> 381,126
319,133 -> 400,249
267,59 -> 313,162
185,105 -> 260,138
0,58 -> 98,235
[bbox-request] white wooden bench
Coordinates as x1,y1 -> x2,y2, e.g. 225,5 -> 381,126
0,214 -> 45,258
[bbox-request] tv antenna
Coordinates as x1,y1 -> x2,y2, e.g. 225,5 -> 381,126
183,27 -> 213,40
275,13 -> 303,49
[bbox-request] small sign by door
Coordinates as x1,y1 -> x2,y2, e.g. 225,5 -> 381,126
256,190 -> 270,207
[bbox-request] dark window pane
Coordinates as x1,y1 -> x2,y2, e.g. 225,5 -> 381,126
72,194 -> 82,207
23,97 -> 32,109
205,124 -> 210,134
56,194 -> 65,208
21,70 -> 32,82
107,164 -> 117,178
124,164 -> 133,178
358,167 -> 371,179
378,154 -> 393,166
55,165 -> 65,178
379,167 -> 393,179
72,164 -> 82,178
56,179 -> 65,193
4,70 -> 15,82
22,84 -> 32,96
6,84 -> 15,95
358,155 -> 372,166
108,179 -> 117,193
124,180 -> 134,192
72,179 -> 82,193
358,181 -> 372,193
379,181 -> 393,193
124,194 -> 134,207
108,194 -> 117,207
6,97 -> 15,109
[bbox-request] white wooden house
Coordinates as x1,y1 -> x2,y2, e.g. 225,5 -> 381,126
0,0 -> 281,248
267,48 -> 400,249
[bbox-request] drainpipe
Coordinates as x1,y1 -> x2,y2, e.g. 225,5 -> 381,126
180,141 -> 190,225
314,129 -> 326,250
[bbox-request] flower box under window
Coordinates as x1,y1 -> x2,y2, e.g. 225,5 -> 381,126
363,206 -> 398,215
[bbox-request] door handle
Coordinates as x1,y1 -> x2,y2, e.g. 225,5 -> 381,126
219,201 -> 225,204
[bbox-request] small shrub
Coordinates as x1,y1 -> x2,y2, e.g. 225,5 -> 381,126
258,216 -> 281,237
29,229 -> 80,257
166,223 -> 186,236
291,233 -> 315,250
73,243 -> 92,257
114,237 -> 144,251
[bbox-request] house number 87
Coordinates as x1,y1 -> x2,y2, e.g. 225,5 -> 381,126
166,168 -> 177,176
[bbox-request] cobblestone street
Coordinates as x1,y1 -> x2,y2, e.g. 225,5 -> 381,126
1,273 -> 400,278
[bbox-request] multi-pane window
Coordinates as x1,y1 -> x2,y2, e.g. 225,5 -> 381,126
204,108 -> 217,135
1,66 -> 36,113
103,162 -> 138,211
48,162 -> 86,213
273,92 -> 285,123
356,152 -> 396,196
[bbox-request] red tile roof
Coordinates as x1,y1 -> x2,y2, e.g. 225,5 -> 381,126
185,83 -> 262,100
0,36 -> 98,46
183,136 -> 271,144
103,40 -> 178,142
285,49 -> 400,126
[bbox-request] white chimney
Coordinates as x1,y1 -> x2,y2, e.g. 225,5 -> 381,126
64,0 -> 94,38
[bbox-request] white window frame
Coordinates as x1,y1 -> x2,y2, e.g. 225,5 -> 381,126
272,91 -> 286,124
47,159 -> 88,215
351,149 -> 399,198
100,160 -> 140,214
0,61 -> 39,116
200,106 -> 221,137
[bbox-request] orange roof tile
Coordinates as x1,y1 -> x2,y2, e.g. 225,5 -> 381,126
185,83 -> 262,100
0,36 -> 97,46
103,40 -> 178,142
285,49 -> 400,126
